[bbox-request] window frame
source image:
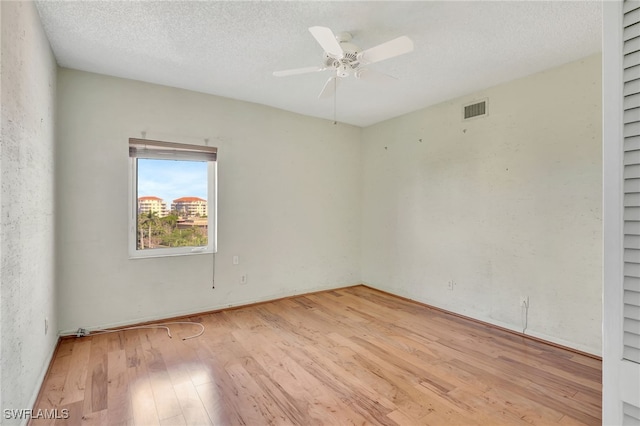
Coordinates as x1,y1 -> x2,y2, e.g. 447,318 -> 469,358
128,138 -> 217,259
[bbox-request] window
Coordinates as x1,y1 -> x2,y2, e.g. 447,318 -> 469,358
129,138 -> 217,258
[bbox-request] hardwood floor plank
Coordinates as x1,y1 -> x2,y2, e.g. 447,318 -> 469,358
31,285 -> 602,425
54,400 -> 83,426
139,330 -> 182,420
106,348 -> 133,425
483,386 -> 567,425
449,357 -> 600,425
193,335 -> 264,425
56,339 -> 76,358
239,361 -> 307,425
83,336 -> 108,415
126,333 -> 161,426
277,342 -> 396,425
209,325 -> 305,424
195,381 -> 238,425
441,385 -> 545,425
224,362 -> 295,425
61,339 -> 92,405
559,413 -> 597,425
35,342 -> 73,414
281,334 -> 397,411
497,354 -> 602,400
386,408 -> 418,425
233,330 -> 371,425
171,381 -> 213,426
171,334 -> 214,388
326,332 -> 442,420
106,332 -> 125,352
159,414 -> 187,426
79,409 -> 108,426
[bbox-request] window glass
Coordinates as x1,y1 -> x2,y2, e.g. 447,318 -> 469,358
136,158 -> 209,251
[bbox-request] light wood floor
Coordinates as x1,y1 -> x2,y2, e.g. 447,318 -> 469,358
31,285 -> 602,425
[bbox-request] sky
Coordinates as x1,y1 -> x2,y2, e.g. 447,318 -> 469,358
138,158 -> 208,204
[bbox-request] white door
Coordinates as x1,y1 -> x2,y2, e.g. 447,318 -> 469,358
604,1 -> 640,424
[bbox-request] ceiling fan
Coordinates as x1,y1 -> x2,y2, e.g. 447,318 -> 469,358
273,26 -> 414,99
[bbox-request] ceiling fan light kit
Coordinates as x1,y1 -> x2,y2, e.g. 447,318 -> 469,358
273,26 -> 414,99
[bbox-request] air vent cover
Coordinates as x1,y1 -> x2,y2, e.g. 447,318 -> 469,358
463,100 -> 488,120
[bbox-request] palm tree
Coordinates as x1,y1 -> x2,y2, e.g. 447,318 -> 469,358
138,211 -> 159,249
159,213 -> 179,247
161,213 -> 178,229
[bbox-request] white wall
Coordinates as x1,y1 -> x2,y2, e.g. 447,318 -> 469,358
56,69 -> 362,333
0,1 -> 58,422
361,54 -> 602,355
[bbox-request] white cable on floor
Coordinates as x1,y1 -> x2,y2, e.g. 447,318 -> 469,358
77,321 -> 205,340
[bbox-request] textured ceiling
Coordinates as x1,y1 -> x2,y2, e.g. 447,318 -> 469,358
34,1 -> 602,127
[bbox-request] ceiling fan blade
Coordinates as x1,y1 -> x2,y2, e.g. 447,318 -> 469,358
318,76 -> 340,99
273,66 -> 326,77
309,26 -> 343,58
359,36 -> 414,65
355,68 -> 398,83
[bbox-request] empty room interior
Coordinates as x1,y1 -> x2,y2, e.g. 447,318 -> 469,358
1,1 -> 638,425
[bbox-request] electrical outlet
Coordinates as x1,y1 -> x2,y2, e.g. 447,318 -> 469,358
520,296 -> 529,307
45,318 -> 48,335
240,274 -> 247,285
233,255 -> 239,265
447,280 -> 454,291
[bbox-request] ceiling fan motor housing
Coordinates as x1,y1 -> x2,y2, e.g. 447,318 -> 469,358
339,42 -> 360,60
323,41 -> 361,77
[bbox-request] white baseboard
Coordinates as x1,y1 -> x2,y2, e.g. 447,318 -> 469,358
24,337 -> 60,425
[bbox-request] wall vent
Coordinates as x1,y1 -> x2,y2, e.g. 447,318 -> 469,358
463,99 -> 488,120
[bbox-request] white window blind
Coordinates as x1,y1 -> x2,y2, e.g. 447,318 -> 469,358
129,138 -> 217,162
624,0 -> 640,365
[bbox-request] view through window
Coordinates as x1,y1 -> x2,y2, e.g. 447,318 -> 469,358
136,158 -> 209,251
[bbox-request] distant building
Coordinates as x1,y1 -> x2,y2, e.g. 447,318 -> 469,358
172,196 -> 207,217
138,196 -> 167,217
177,217 -> 208,231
